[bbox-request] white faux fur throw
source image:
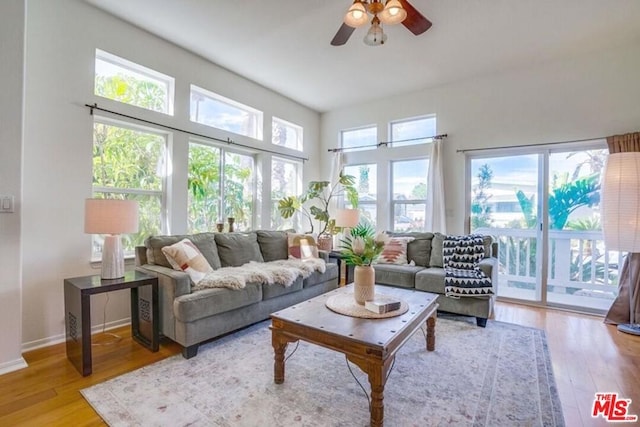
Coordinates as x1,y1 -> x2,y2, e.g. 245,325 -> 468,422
193,258 -> 327,291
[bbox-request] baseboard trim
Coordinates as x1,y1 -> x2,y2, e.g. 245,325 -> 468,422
0,356 -> 28,375
21,318 -> 131,353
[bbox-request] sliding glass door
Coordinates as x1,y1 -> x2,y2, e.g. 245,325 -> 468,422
468,142 -> 620,313
470,154 -> 542,302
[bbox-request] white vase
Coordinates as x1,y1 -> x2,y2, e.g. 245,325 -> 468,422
353,265 -> 375,305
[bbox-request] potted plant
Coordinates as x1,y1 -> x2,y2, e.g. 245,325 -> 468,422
339,222 -> 389,304
277,173 -> 359,250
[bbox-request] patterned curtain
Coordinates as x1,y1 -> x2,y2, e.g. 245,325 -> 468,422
604,132 -> 640,325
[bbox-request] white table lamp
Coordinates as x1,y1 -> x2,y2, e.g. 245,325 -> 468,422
335,208 -> 360,247
85,199 -> 139,279
602,152 -> 640,335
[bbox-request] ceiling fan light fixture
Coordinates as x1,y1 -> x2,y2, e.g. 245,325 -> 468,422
379,0 -> 407,25
363,18 -> 387,46
344,1 -> 369,27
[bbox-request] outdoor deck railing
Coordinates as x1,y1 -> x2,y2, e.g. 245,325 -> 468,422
474,227 -> 621,299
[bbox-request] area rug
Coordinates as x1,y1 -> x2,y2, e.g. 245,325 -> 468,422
81,316 -> 564,426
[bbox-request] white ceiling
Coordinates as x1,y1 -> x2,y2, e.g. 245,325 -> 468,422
84,0 -> 640,113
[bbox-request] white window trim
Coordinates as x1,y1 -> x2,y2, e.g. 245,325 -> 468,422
95,49 -> 175,115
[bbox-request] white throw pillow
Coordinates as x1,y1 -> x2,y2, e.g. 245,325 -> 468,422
162,238 -> 214,284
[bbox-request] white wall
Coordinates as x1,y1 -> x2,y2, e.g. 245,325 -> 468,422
8,0 -> 321,360
321,42 -> 640,234
0,0 -> 27,374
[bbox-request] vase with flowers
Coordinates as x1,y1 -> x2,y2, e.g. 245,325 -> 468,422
339,223 -> 389,304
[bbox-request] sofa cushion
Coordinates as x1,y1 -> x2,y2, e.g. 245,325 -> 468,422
214,232 -> 264,267
262,276 -> 304,300
145,232 -> 222,269
256,230 -> 291,262
374,237 -> 414,265
373,264 -> 425,288
415,267 -> 446,293
303,262 -> 339,288
189,233 -> 222,270
429,233 -> 493,267
287,232 -> 319,260
389,232 -> 434,267
173,282 -> 262,323
161,238 -> 213,285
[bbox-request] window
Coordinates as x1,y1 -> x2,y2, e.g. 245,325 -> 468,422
341,125 -> 377,151
391,159 -> 428,231
271,157 -> 302,229
344,164 -> 377,227
190,85 -> 263,140
389,115 -> 436,147
272,117 -> 303,151
94,49 -> 174,115
188,142 -> 256,233
92,120 -> 167,259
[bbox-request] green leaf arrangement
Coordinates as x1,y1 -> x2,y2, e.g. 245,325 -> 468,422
339,223 -> 389,266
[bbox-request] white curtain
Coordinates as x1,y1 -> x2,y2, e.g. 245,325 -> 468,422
425,139 -> 446,233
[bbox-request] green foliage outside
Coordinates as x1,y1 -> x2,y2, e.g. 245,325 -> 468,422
187,144 -> 254,233
278,173 -> 359,235
95,75 -> 167,113
470,154 -> 615,294
92,122 -> 165,253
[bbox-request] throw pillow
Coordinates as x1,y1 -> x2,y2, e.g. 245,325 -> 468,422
214,232 -> 264,267
287,233 -> 319,260
374,237 -> 414,265
161,238 -> 214,285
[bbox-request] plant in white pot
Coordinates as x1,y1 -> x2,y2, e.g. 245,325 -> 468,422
277,173 -> 358,250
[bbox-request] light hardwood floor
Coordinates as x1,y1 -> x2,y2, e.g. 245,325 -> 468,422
0,301 -> 638,426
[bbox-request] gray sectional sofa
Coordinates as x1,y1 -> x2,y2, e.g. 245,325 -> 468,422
135,230 -> 339,358
374,232 -> 498,327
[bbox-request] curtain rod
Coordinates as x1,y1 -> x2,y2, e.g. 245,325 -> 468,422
328,133 -> 448,153
457,136 -> 606,153
85,103 -> 309,162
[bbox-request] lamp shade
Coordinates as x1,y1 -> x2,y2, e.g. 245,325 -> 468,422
84,199 -> 139,235
344,1 -> 369,27
379,0 -> 407,25
335,208 -> 360,228
601,152 -> 640,252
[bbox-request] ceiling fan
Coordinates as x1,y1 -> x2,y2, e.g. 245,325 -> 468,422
331,0 -> 432,46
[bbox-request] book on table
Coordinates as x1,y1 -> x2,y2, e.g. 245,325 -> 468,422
365,298 -> 401,314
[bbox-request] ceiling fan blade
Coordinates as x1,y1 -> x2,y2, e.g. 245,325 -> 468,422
398,0 -> 432,35
331,23 -> 356,46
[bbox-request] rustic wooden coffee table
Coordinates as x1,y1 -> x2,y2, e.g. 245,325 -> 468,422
270,284 -> 439,427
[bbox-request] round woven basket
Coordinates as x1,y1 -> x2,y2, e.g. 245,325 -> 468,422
325,293 -> 409,319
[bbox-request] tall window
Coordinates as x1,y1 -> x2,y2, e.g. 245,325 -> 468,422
344,164 -> 377,226
341,125 -> 377,151
94,49 -> 174,115
188,142 -> 255,233
391,159 -> 428,231
389,115 -> 436,147
190,85 -> 263,140
92,120 -> 167,258
272,117 -> 303,151
271,157 -> 302,229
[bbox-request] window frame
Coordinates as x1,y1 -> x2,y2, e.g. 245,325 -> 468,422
187,139 -> 259,233
94,49 -> 175,115
390,157 -> 429,232
91,116 -> 169,260
340,124 -> 377,152
389,114 -> 437,147
190,84 -> 264,141
272,116 -> 303,151
270,156 -> 303,230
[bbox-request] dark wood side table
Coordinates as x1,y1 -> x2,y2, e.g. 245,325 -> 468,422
64,270 -> 159,376
328,250 -> 354,284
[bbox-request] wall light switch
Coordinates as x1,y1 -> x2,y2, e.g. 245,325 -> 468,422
0,195 -> 15,213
